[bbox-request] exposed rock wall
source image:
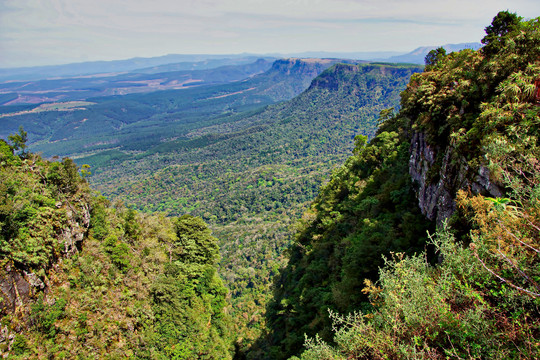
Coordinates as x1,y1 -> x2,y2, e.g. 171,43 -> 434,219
409,131 -> 503,224
0,201 -> 90,318
61,201 -> 91,256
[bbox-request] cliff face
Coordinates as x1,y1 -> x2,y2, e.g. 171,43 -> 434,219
268,58 -> 340,79
409,131 -> 503,224
0,151 -> 92,325
256,58 -> 350,101
61,202 -> 91,256
309,63 -> 423,93
401,20 -> 538,223
0,200 -> 90,318
309,63 -> 359,91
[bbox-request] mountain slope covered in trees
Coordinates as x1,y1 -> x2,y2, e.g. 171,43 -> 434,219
2,11 -> 538,360
260,11 -> 540,360
0,59 -> 423,355
0,139 -> 233,358
83,62 -> 422,350
0,58 -> 343,158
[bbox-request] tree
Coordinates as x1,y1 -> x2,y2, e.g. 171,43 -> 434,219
481,11 -> 521,56
0,139 -> 15,162
424,47 -> 446,69
173,215 -> 220,265
7,126 -> 28,157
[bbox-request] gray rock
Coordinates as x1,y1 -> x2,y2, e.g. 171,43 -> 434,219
409,131 -> 504,224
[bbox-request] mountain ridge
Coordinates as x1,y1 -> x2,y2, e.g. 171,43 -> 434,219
386,42 -> 482,63
0,58 -> 349,158
259,13 -> 540,359
0,42 -> 477,82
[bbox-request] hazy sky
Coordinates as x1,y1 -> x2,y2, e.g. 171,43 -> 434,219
0,0 -> 538,68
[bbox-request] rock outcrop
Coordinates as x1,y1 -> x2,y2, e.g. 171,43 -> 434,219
409,131 -> 504,224
61,201 -> 91,256
0,200 -> 90,318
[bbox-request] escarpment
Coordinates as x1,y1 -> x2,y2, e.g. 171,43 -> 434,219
0,199 -> 90,318
409,131 -> 504,224
0,151 -> 92,320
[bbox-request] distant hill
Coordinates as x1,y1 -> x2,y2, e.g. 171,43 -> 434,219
133,56 -> 277,74
277,51 -> 402,61
0,58 -> 346,157
0,54 -> 275,81
0,59 -> 275,105
0,43 -> 480,82
385,42 -> 482,63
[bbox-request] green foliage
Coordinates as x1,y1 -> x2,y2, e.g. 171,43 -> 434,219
80,164 -> 91,178
291,12 -> 540,360
261,110 -> 432,359
151,216 -> 232,359
481,11 -> 522,57
151,262 -> 232,359
0,141 -> 91,270
0,149 -> 234,359
7,126 -> 28,157
424,47 -> 446,70
123,208 -> 141,242
46,158 -> 81,195
0,139 -> 15,164
173,215 -> 220,264
30,294 -> 67,339
11,334 -> 29,356
88,196 -> 110,240
296,221 -> 539,360
103,235 -> 131,272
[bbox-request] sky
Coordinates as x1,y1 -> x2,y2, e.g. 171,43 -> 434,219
0,0 -> 538,68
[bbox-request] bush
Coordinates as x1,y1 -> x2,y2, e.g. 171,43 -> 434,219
30,295 -> 67,339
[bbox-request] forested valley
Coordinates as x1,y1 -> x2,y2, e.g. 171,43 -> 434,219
1,11 -> 539,360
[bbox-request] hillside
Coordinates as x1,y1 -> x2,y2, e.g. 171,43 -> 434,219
0,58 -> 345,158
0,59 -> 275,105
90,62 -> 421,217
0,57 -> 422,351
83,62 -> 422,350
2,11 -> 538,359
0,138 -> 233,358
261,12 -> 540,360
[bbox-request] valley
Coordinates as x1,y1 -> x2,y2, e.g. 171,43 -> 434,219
1,56 -> 422,351
0,13 -> 538,359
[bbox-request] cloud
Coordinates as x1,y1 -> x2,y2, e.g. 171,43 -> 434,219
1,0 -> 538,67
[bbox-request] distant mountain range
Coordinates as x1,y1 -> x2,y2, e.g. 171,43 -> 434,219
0,43 -> 481,82
0,58 -> 349,156
0,59 -> 276,105
0,55 -> 276,82
385,42 -> 482,63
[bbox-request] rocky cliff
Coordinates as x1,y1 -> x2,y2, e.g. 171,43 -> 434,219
0,200 -> 90,320
402,18 -> 538,224
0,151 -> 92,325
409,131 -> 504,224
